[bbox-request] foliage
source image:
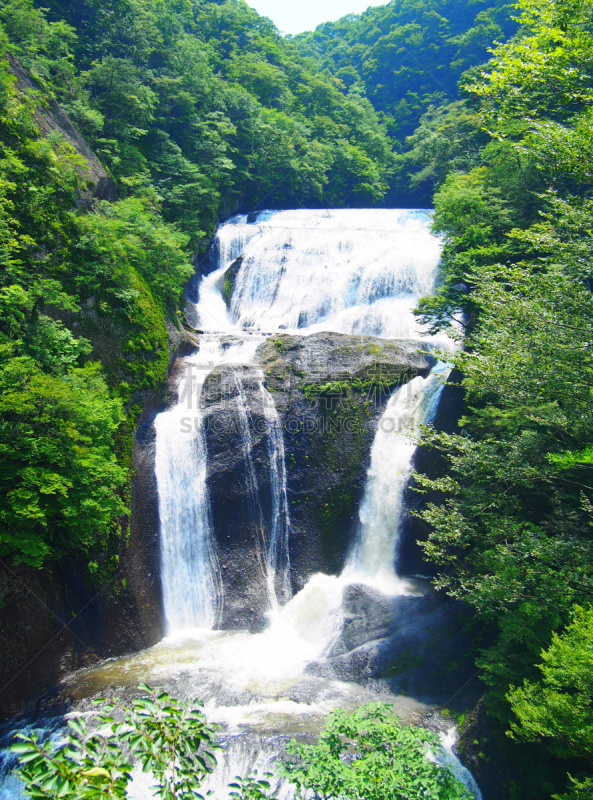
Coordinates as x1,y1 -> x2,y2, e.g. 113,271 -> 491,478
10,695 -> 474,800
0,43 -> 190,568
467,0 -> 593,184
508,606 -> 593,799
229,772 -> 274,800
0,358 -> 126,568
10,685 -> 220,799
279,703 -> 472,800
400,101 -> 487,192
11,0 -> 397,228
0,0 -> 404,571
508,605 -> 593,762
408,0 -> 593,795
293,0 -> 516,144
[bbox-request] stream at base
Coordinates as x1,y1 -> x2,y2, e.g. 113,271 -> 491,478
0,210 -> 480,799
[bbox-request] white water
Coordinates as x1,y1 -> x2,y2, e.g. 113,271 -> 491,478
154,335 -> 263,632
158,209 -> 450,634
436,729 -> 484,800
222,209 -> 445,341
345,363 -> 450,595
0,210 -> 480,800
258,376 -> 292,607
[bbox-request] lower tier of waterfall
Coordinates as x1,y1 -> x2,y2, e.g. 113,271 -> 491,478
346,364 -> 448,594
154,334 -> 293,632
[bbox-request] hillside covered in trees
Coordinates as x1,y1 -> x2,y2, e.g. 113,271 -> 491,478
294,0 -> 517,202
0,0 -> 398,575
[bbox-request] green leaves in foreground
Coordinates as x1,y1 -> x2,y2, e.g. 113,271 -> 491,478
11,696 -> 472,800
280,703 -> 472,800
11,686 -> 220,800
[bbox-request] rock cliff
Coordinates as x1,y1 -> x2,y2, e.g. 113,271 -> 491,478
7,54 -> 116,201
203,331 -> 436,630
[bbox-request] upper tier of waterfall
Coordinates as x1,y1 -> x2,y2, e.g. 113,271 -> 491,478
201,209 -> 447,343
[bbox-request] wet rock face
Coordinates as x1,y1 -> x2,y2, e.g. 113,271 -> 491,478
258,333 -> 435,591
307,583 -> 477,707
197,332 -> 435,631
202,365 -> 274,631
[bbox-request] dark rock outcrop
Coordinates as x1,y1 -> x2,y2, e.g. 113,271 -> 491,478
201,332 -> 435,630
306,582 -> 477,706
260,333 -> 435,588
0,540 -> 162,719
8,54 -> 116,201
202,362 -> 275,630
222,257 -> 244,305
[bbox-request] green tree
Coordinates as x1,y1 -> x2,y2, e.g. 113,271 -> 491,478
280,703 -> 472,800
0,358 -> 126,568
508,605 -> 593,799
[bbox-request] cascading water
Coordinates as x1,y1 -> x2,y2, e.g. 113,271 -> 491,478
0,209 -> 481,800
257,376 -> 292,607
154,335 -> 263,632
226,209 -> 445,340
346,363 -> 450,594
154,345 -> 220,632
159,209 -> 452,635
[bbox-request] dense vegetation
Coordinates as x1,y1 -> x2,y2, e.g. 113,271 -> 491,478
11,691 -> 470,799
293,0 -> 517,202
0,0 -> 512,574
404,0 -> 593,795
3,0 -> 593,796
0,0 -> 399,573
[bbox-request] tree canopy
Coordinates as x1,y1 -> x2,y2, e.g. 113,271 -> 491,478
404,0 -> 593,795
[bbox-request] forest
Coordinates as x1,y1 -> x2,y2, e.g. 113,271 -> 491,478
1,0 -> 593,797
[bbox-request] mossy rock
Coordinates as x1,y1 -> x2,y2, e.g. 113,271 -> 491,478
222,256 -> 244,306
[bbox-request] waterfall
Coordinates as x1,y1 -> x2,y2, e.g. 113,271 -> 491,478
154,348 -> 221,632
157,208 -> 451,631
0,209 -> 483,800
155,335 -> 263,633
222,209 -> 445,340
258,377 -> 292,607
346,363 -> 449,594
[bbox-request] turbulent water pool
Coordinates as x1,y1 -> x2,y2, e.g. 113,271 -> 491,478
0,209 -> 480,799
